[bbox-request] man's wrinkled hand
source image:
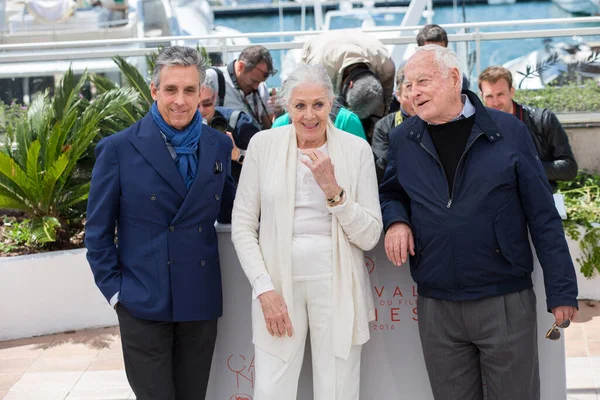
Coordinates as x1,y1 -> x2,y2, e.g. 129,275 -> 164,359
258,290 -> 294,337
384,222 -> 415,266
551,305 -> 578,327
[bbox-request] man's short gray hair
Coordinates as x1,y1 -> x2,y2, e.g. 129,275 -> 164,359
279,64 -> 335,111
151,46 -> 207,89
203,72 -> 218,96
413,44 -> 462,79
345,74 -> 384,120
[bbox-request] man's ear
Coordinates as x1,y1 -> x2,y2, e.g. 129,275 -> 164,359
236,60 -> 246,74
452,68 -> 461,89
150,82 -> 158,101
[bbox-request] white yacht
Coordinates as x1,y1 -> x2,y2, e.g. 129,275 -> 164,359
504,39 -> 600,89
0,0 -> 250,104
171,0 -> 251,64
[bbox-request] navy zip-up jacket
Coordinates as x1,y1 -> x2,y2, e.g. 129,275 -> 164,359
379,91 -> 578,311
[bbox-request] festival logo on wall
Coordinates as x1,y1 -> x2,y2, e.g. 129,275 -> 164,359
229,394 -> 252,400
365,255 -> 418,331
227,353 -> 255,399
365,256 -> 375,274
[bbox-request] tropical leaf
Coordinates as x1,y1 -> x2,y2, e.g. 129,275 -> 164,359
30,216 -> 61,244
40,152 -> 70,211
90,74 -> 119,94
53,68 -> 86,122
112,56 -> 153,108
0,194 -> 33,213
0,60 -> 141,247
59,182 -> 90,209
28,90 -> 52,138
0,151 -> 34,200
145,46 -> 162,77
8,119 -> 30,170
44,123 -> 66,173
0,174 -> 30,208
25,140 -> 42,199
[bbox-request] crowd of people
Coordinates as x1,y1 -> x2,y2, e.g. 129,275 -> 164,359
85,23 -> 580,400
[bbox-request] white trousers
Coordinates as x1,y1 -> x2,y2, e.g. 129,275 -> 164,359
254,278 -> 362,400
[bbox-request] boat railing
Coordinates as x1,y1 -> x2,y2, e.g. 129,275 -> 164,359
0,16 -> 599,77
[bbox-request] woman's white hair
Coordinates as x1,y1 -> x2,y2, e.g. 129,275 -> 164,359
278,64 -> 335,111
413,44 -> 462,79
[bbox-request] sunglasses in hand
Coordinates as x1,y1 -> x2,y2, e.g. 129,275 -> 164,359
545,319 -> 571,340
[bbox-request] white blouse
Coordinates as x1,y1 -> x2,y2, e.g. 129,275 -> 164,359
252,142 -> 348,295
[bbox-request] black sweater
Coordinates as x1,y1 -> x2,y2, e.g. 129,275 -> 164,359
428,116 -> 476,197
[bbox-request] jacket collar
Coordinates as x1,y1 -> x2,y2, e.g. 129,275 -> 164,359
407,90 -> 503,145
512,100 -> 525,122
128,113 -> 217,203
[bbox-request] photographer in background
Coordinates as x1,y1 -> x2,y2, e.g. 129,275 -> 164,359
200,74 -> 260,183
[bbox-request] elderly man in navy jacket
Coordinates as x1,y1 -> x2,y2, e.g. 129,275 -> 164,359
85,46 -> 236,400
379,45 -> 578,400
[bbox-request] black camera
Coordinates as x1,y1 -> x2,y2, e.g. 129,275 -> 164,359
210,115 -> 229,133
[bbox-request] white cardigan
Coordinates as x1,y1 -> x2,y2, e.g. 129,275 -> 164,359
231,121 -> 383,361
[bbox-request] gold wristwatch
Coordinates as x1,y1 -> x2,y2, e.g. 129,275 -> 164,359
327,188 -> 344,206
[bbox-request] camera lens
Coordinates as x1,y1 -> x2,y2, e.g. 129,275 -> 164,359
210,116 -> 228,133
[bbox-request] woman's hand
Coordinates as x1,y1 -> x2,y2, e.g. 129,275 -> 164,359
300,149 -> 341,199
258,290 -> 294,337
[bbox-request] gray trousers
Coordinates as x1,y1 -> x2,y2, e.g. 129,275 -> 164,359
418,289 -> 540,400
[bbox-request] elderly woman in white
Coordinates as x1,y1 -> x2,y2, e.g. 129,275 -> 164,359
231,63 -> 382,400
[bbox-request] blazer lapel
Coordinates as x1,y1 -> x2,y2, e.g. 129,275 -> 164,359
172,128 -> 218,223
128,113 -> 188,199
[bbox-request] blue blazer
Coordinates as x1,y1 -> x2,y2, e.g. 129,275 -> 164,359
85,113 -> 236,322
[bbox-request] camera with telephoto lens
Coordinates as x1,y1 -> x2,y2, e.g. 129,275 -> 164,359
210,115 -> 229,133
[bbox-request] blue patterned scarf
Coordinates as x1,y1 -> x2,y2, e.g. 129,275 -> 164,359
150,102 -> 202,189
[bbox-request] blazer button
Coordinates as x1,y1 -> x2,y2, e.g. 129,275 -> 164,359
150,194 -> 157,201
198,226 -> 203,232
167,261 -> 171,266
200,260 -> 206,267
214,194 -> 220,201
495,248 -> 500,253
169,226 -> 175,232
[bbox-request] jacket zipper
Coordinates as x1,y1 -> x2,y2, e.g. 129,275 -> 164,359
446,132 -> 485,208
419,131 -> 485,298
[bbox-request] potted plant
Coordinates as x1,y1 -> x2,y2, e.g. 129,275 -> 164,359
0,68 -> 140,341
557,171 -> 600,300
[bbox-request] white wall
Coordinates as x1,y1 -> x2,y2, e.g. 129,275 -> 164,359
0,229 -> 586,399
206,231 -> 568,400
0,248 -> 117,341
566,235 -> 600,301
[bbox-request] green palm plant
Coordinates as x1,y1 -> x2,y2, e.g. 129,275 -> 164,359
0,68 -> 139,245
92,56 -> 152,135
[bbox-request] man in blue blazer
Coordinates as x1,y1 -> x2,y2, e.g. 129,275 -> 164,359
85,46 -> 236,400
